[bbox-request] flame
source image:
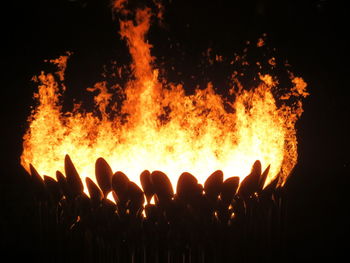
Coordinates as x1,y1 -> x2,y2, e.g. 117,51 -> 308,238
20,4 -> 308,193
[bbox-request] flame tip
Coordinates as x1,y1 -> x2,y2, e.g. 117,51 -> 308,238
21,1 -> 308,194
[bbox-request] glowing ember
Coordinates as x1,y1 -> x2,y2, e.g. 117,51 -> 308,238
20,2 -> 308,194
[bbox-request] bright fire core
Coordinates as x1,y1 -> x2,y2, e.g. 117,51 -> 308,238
20,4 -> 308,192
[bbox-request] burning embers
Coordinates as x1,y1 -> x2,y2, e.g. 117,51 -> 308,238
19,1 -> 308,260
20,2 -> 308,194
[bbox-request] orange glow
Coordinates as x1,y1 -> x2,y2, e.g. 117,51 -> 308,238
20,5 -> 308,194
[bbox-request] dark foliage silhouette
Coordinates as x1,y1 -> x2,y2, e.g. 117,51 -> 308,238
23,154 -> 286,262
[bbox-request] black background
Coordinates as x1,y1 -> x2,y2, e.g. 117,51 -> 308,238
2,0 -> 350,260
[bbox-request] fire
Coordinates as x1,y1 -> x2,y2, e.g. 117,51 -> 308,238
20,3 -> 308,194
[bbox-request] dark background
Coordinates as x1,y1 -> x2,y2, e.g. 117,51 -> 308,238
2,0 -> 349,260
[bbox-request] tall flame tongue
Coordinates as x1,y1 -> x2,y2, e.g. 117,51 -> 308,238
20,4 -> 308,193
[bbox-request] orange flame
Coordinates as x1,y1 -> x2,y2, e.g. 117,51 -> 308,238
21,5 -> 308,193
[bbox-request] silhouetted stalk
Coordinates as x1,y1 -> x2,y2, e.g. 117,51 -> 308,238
23,157 -> 286,262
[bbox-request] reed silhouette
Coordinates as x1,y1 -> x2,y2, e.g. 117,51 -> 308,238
22,154 -> 286,262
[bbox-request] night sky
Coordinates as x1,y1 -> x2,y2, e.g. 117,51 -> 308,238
2,0 -> 350,260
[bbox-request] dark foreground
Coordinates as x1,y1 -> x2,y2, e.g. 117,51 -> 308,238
3,156 -> 289,263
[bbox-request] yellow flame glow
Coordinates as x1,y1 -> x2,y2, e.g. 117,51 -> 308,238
20,6 -> 308,193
